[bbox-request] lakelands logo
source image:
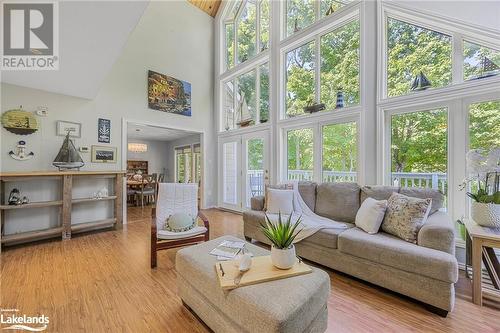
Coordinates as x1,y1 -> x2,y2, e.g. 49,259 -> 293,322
1,1 -> 59,70
0,309 -> 49,331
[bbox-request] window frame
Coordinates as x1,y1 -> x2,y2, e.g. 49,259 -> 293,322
279,8 -> 361,120
174,143 -> 202,184
378,2 -> 500,103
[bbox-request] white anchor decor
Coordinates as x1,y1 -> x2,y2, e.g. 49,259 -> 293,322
9,140 -> 34,161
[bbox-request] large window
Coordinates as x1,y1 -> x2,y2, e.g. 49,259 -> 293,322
390,108 -> 448,196
468,100 -> 500,150
285,18 -> 360,118
175,145 -> 201,184
322,122 -> 357,182
287,128 -> 314,180
285,0 -> 352,37
224,0 -> 270,70
386,18 -> 452,97
222,62 -> 270,131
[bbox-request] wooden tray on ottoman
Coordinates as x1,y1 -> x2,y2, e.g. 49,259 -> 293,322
215,255 -> 312,290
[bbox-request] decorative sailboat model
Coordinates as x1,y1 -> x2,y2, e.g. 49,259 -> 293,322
477,56 -> 499,79
410,71 -> 431,91
236,92 -> 253,127
53,131 -> 85,171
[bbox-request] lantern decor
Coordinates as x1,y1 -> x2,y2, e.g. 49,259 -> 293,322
336,88 -> 345,109
410,71 -> 431,91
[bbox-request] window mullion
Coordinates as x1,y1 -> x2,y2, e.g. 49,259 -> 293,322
256,66 -> 261,124
452,33 -> 463,85
256,0 -> 261,54
315,34 -> 321,104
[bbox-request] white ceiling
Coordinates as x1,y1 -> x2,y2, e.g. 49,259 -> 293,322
1,1 -> 149,99
127,123 -> 198,142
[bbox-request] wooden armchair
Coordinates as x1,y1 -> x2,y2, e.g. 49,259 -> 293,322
151,183 -> 209,268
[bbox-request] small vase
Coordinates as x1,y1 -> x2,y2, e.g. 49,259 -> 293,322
271,245 -> 296,269
471,201 -> 500,228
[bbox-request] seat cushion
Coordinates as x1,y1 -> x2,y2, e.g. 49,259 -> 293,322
338,227 -> 458,283
301,224 -> 355,249
157,226 -> 207,240
315,182 -> 360,223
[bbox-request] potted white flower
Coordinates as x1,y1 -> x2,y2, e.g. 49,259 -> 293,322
460,148 -> 500,227
261,213 -> 302,269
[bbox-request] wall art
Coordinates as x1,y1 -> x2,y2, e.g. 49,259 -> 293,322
2,107 -> 39,135
57,120 -> 81,138
98,118 -> 111,143
91,145 -> 117,163
148,70 -> 192,116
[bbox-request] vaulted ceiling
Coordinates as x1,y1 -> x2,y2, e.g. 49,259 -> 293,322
187,0 -> 221,17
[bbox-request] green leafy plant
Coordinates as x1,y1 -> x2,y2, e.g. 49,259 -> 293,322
260,212 -> 303,249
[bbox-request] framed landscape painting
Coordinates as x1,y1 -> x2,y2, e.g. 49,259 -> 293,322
148,70 -> 192,116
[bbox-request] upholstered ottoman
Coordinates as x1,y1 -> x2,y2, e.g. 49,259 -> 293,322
176,235 -> 330,333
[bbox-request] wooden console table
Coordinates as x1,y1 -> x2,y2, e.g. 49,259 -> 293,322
463,218 -> 500,306
0,171 -> 125,251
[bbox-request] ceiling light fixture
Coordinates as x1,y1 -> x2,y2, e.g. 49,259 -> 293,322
128,143 -> 147,153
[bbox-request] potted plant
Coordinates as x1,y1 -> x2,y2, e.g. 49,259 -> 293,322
261,212 -> 302,269
460,148 -> 500,227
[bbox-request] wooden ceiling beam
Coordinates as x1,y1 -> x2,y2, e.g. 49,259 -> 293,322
187,0 -> 221,18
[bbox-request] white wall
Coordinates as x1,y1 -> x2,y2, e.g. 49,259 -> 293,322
1,1 -> 216,210
127,139 -> 169,176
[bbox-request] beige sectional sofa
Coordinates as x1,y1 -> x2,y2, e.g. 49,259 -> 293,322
243,182 -> 458,317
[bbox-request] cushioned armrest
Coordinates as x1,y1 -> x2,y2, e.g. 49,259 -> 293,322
251,196 -> 265,211
417,211 -> 455,255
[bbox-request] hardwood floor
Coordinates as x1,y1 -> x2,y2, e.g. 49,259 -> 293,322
1,206 -> 499,332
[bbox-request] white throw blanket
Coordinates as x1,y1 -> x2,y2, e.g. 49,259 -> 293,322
265,181 -> 348,243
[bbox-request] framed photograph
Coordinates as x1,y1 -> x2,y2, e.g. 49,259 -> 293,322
57,121 -> 81,138
98,118 -> 111,143
148,70 -> 192,116
91,145 -> 117,163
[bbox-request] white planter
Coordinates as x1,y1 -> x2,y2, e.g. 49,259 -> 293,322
471,201 -> 500,228
271,245 -> 296,269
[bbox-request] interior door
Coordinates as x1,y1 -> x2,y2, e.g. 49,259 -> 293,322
219,137 -> 241,211
242,130 -> 270,210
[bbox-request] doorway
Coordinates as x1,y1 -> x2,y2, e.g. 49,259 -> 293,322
122,120 -> 203,223
218,130 -> 270,212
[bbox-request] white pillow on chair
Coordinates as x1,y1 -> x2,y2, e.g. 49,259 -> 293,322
266,189 -> 294,215
355,197 -> 388,234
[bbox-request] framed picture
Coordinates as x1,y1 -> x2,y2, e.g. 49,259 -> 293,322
148,70 -> 192,116
98,118 -> 111,143
57,121 -> 81,138
91,145 -> 117,163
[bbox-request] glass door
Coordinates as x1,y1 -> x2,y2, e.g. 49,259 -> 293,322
219,138 -> 241,211
242,131 -> 270,210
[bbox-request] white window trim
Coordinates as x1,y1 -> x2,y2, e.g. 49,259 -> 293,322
377,1 -> 500,103
174,143 -> 201,184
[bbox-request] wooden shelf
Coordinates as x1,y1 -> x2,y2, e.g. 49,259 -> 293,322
71,219 -> 116,233
0,170 -> 126,177
0,200 -> 63,210
72,196 -> 117,204
1,227 -> 63,244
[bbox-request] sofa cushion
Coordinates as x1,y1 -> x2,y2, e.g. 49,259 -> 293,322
338,227 -> 458,283
400,187 -> 444,215
298,181 -> 317,211
266,189 -> 294,214
382,192 -> 432,243
301,224 -> 355,249
360,185 -> 400,203
355,198 -> 387,234
315,182 -> 360,223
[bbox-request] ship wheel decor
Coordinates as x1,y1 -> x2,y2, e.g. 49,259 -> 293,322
1,106 -> 39,135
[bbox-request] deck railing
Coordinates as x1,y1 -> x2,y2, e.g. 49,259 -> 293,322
246,170 -> 447,198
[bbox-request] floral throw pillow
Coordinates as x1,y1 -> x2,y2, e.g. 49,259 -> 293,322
381,192 -> 432,243
164,213 -> 196,232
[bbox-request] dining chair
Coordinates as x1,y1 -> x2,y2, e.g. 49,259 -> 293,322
151,183 -> 209,268
135,174 -> 157,207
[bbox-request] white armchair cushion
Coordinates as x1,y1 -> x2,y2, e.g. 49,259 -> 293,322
157,226 -> 207,240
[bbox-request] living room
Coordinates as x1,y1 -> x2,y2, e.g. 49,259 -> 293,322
0,0 -> 499,332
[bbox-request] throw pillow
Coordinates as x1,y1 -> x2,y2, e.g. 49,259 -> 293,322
355,197 -> 388,234
264,184 -> 293,210
381,192 -> 432,243
266,189 -> 294,215
164,213 -> 196,232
